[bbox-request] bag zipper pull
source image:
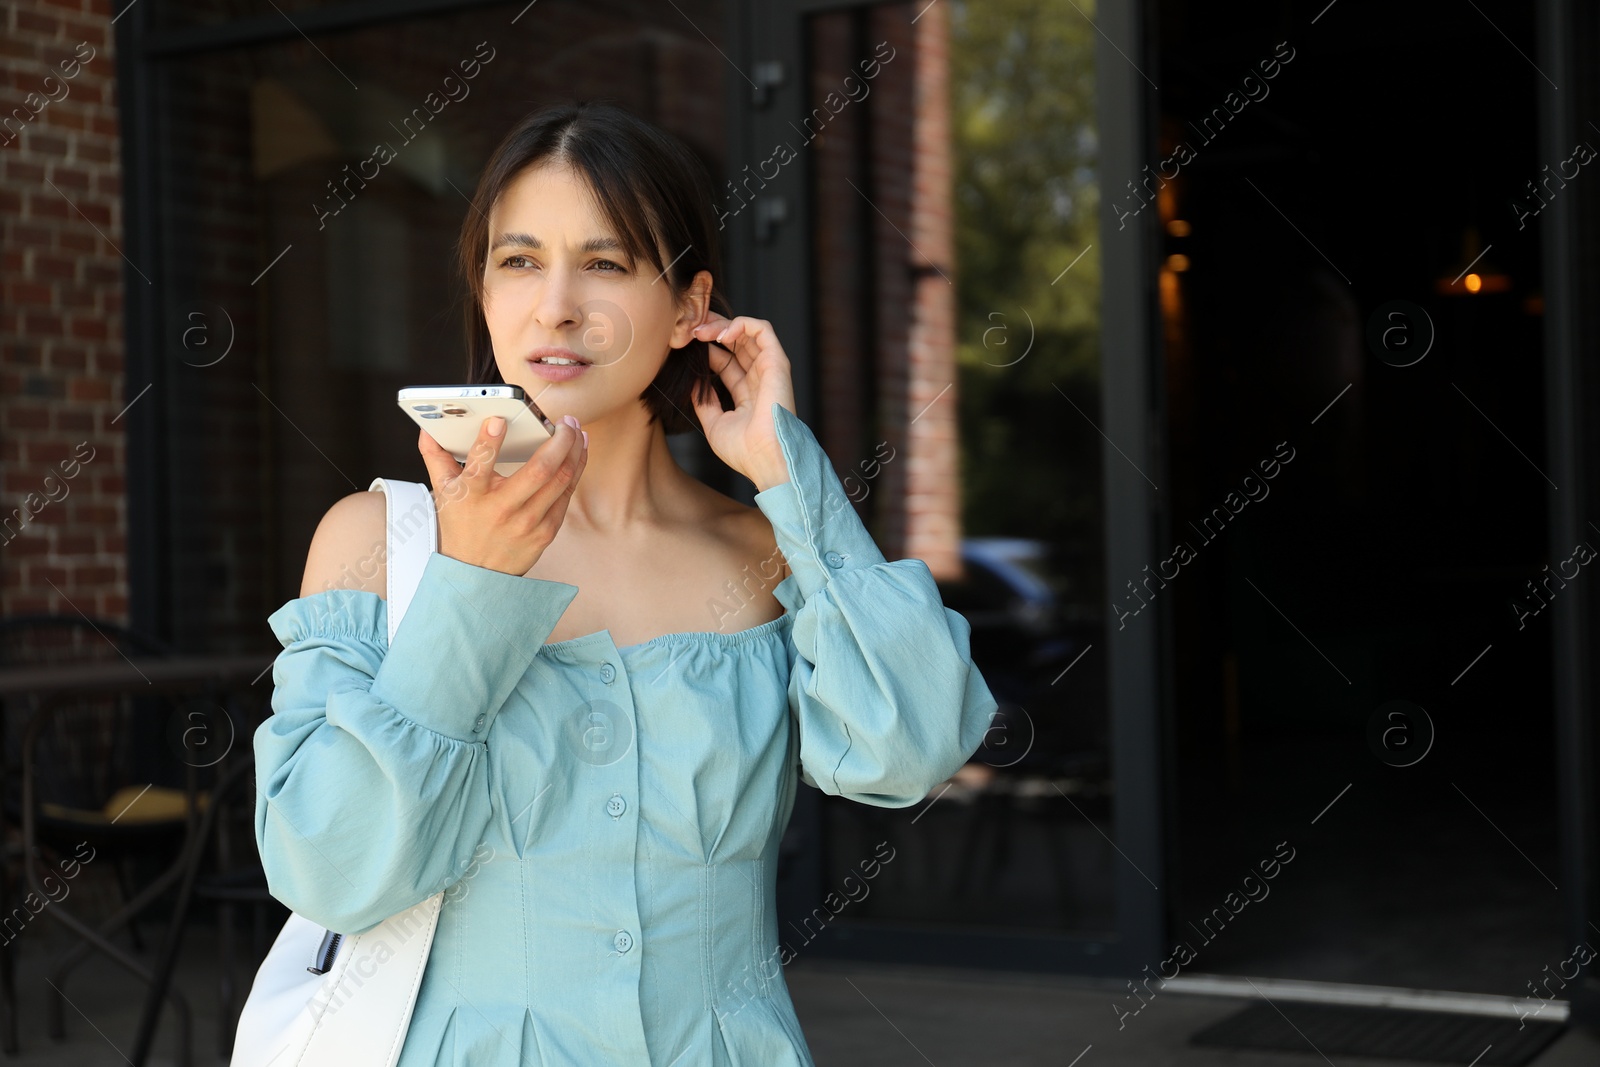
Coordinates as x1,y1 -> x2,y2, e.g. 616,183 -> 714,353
307,929 -> 342,975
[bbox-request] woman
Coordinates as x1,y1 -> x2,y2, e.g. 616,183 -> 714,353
255,100 -> 998,1067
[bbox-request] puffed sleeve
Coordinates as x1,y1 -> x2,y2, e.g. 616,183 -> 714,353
253,551 -> 579,934
753,401 -> 998,807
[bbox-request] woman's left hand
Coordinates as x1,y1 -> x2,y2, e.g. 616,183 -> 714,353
689,314 -> 796,491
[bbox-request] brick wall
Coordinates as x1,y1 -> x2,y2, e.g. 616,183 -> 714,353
808,1 -> 960,578
0,0 -> 124,621
901,0 -> 959,577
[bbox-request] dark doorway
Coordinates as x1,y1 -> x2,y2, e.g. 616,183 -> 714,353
1154,0 -> 1561,995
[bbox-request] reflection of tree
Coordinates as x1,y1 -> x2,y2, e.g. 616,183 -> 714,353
951,0 -> 1103,610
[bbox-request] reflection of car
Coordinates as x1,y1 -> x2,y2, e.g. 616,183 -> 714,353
935,539 -> 1107,780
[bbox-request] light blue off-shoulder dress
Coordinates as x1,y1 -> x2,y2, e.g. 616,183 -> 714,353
254,401 -> 999,1067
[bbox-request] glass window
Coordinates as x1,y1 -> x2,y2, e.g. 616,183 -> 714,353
149,0 -> 730,646
804,0 -> 1113,937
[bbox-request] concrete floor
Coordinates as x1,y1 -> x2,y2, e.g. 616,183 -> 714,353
0,906 -> 1595,1067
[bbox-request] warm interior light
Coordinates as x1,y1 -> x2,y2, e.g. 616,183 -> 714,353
1435,224 -> 1512,295
1167,219 -> 1192,237
1166,253 -> 1190,272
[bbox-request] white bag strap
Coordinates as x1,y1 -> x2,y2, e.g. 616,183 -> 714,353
231,479 -> 443,1067
366,478 -> 438,645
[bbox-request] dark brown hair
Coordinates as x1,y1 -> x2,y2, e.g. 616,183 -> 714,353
457,100 -> 732,435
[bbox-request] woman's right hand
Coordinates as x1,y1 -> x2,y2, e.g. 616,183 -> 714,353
417,414 -> 589,576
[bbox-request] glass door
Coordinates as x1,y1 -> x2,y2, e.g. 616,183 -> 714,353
753,0 -> 1162,976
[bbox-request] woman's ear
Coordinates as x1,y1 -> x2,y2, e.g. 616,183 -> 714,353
669,270 -> 715,349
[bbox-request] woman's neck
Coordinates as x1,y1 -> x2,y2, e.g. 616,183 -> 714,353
560,411 -> 697,532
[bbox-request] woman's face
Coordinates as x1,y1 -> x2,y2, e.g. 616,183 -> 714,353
482,161 -> 709,425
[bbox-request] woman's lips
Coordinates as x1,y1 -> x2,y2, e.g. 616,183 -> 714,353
527,358 -> 592,382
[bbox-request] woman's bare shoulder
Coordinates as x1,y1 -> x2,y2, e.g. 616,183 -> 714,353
702,487 -> 790,587
299,490 -> 389,599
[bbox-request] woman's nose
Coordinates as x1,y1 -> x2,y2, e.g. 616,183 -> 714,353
533,268 -> 581,332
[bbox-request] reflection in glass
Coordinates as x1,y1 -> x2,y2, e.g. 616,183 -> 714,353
809,0 -> 1112,936
153,1 -> 728,645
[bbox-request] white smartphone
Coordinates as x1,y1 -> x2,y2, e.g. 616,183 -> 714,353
397,385 -> 559,476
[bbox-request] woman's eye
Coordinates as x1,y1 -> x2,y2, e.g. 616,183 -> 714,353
497,256 -> 624,272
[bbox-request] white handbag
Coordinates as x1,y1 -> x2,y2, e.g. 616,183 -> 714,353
232,477 -> 446,1067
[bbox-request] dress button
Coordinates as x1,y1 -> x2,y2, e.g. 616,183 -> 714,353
606,794 -> 627,818
613,929 -> 634,953
824,550 -> 845,569
473,713 -> 486,732
599,662 -> 616,683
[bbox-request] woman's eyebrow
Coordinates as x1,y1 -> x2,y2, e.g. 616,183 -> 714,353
490,232 -> 626,254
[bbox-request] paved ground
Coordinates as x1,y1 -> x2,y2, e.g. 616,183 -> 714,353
0,913 -> 1594,1065
788,960 -> 1600,1066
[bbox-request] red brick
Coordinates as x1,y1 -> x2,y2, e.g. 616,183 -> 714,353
10,221 -> 51,244
4,470 -> 49,495
58,283 -> 93,308
27,441 -> 78,465
47,164 -> 91,190
29,566 -> 72,587
14,9 -> 62,34
8,281 -> 53,306
69,198 -> 111,225
27,131 -> 69,156
76,137 -> 112,163
48,107 -> 86,130
62,17 -> 107,50
68,377 -> 111,401
48,344 -> 87,370
71,504 -> 117,525
3,158 -> 46,183
1,535 -> 49,559
22,311 -> 63,334
71,565 -> 117,585
68,316 -> 106,340
35,253 -> 77,279
0,37 -> 41,61
25,191 -> 72,220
